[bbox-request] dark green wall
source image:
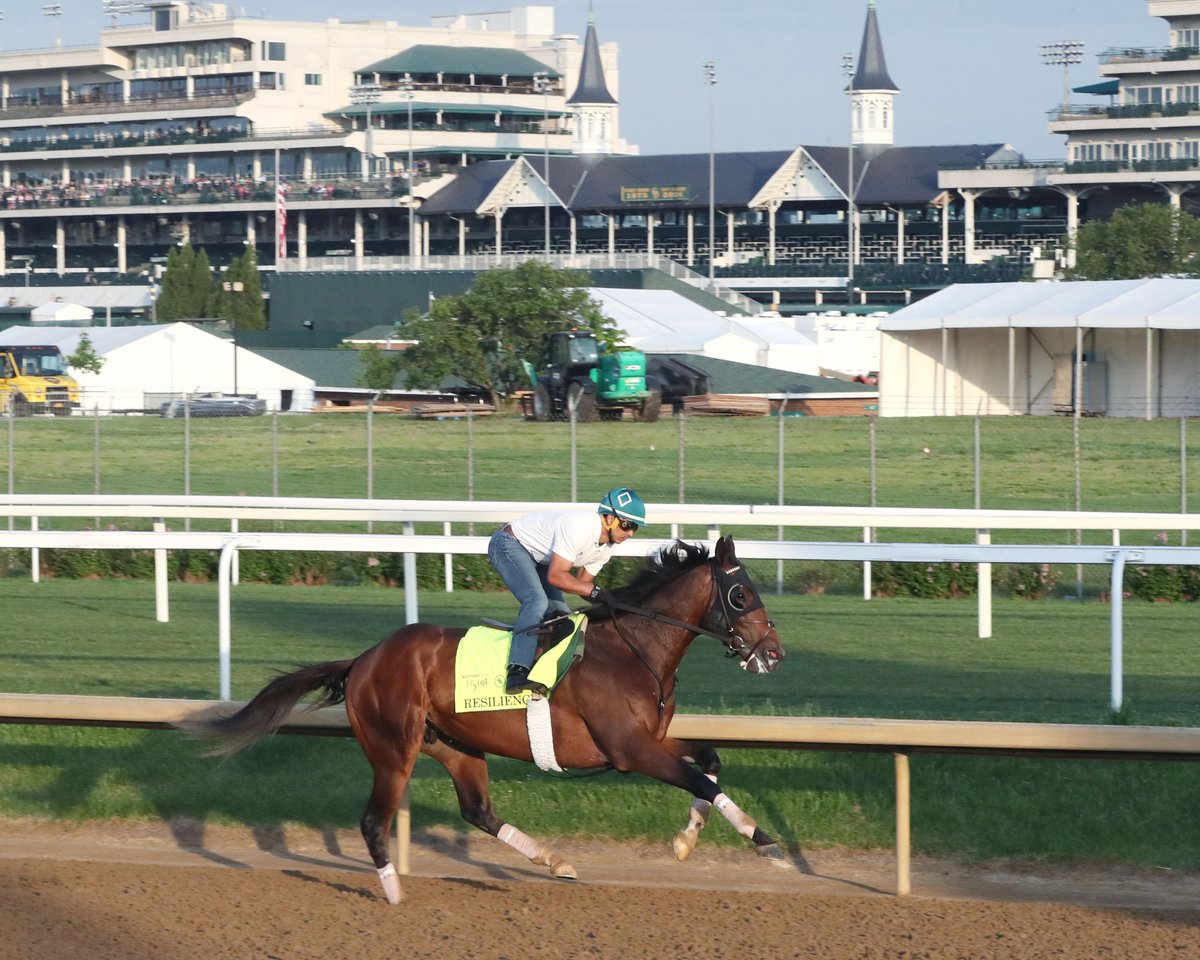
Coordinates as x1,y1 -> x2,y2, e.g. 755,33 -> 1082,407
252,267 -> 737,348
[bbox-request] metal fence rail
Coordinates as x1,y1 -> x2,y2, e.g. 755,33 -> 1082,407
1,692 -> 1196,897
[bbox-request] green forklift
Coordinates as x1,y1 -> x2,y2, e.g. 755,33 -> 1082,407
523,331 -> 662,423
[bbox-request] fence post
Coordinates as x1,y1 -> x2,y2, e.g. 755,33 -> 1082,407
403,520 -> 418,624
154,518 -> 168,623
29,515 -> 38,583
776,398 -> 787,595
977,529 -> 992,639
894,751 -> 911,896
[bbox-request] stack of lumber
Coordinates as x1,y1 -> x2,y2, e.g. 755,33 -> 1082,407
681,394 -> 771,417
409,403 -> 495,419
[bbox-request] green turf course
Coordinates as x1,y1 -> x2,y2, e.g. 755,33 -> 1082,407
1,577 -> 1198,869
3,411 -> 1199,519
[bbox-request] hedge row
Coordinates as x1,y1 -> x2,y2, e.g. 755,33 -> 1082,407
5,548 -> 1195,602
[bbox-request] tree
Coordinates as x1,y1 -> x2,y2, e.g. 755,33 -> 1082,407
66,332 -> 105,375
383,261 -> 619,405
355,342 -> 403,397
1068,203 -> 1200,280
212,247 -> 266,331
155,244 -> 214,320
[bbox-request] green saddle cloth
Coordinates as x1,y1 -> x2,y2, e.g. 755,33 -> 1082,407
453,613 -> 587,713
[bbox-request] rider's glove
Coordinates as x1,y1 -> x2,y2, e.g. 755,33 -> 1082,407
587,585 -> 618,609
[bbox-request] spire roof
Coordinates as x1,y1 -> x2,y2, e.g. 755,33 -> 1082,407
567,10 -> 617,105
852,0 -> 899,92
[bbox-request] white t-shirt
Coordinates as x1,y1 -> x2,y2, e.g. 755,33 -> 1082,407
509,510 -> 615,576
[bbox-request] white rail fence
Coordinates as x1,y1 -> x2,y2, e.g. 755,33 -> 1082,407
1,693 -> 1198,897
6,495 -> 1200,708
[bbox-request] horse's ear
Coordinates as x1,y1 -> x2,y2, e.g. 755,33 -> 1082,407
715,535 -> 737,565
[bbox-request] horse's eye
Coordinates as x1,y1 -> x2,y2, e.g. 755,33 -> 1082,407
728,586 -> 747,610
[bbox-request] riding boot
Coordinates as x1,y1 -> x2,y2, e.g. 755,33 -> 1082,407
505,663 -> 548,697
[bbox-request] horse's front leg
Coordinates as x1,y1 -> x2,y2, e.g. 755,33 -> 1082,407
664,738 -> 721,862
613,738 -> 787,865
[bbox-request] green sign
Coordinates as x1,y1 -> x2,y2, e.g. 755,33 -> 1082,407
620,184 -> 691,203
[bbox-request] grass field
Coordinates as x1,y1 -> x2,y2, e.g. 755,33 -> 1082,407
2,577 -> 1199,868
3,411 -> 1199,519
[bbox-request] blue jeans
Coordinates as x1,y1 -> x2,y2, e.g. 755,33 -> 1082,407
487,528 -> 570,670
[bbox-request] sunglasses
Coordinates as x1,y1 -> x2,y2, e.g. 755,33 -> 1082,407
616,518 -> 639,533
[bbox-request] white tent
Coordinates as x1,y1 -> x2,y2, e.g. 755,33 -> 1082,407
30,301 -> 93,324
0,323 -> 315,413
589,288 -> 821,375
878,279 -> 1200,418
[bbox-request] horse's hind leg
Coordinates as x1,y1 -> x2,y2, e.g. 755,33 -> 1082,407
360,763 -> 415,904
668,739 -> 721,862
423,734 -> 577,880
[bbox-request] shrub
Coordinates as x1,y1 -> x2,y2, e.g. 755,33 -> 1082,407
1123,565 -> 1200,602
871,561 -> 977,599
786,561 -> 849,596
997,563 -> 1061,600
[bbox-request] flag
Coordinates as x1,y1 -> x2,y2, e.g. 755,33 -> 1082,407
276,182 -> 287,260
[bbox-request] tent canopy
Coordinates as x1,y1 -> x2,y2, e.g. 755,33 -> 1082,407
881,279 -> 1200,331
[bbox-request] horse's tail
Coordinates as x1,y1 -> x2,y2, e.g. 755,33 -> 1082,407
178,659 -> 355,757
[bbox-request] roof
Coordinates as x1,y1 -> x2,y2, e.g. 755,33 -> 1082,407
880,279 -> 1200,332
854,144 -> 1013,204
0,323 -> 167,351
360,45 -> 558,79
419,144 -> 1015,214
1074,79 -> 1120,96
250,347 -> 474,394
328,101 -> 566,120
657,353 -> 874,396
0,286 -> 154,310
852,1 -> 899,92
566,16 -> 616,105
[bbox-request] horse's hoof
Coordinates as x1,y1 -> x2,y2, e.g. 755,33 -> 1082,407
754,842 -> 790,866
549,857 -> 578,880
672,831 -> 695,862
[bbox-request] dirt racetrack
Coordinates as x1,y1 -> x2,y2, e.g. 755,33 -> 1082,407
2,818 -> 1199,960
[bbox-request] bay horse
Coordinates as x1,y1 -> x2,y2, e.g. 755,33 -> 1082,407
185,535 -> 785,904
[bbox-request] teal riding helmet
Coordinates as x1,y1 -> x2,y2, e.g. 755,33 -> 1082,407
598,487 -> 647,527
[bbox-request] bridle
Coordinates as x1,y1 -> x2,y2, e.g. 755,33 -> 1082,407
597,558 -> 778,713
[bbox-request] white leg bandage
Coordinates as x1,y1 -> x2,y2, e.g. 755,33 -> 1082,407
713,792 -> 758,841
499,823 -> 547,863
376,863 -> 402,904
686,773 -> 718,831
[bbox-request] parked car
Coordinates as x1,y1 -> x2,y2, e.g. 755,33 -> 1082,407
160,393 -> 266,418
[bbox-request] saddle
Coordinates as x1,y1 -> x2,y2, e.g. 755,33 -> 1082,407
453,613 -> 588,713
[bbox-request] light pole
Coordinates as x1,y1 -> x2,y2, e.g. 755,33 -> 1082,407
702,61 -> 716,281
400,73 -> 416,262
1042,41 -> 1085,112
533,71 -> 552,257
349,81 -> 382,181
11,255 -> 32,294
842,52 -> 856,308
42,3 -> 61,47
223,280 -> 244,394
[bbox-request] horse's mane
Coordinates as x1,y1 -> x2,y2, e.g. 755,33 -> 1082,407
589,540 -> 711,622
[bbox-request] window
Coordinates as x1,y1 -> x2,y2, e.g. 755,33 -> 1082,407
262,41 -> 286,61
305,74 -> 322,86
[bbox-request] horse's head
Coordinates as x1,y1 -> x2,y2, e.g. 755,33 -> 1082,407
702,536 -> 785,674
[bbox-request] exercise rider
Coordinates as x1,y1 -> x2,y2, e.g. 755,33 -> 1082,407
487,487 -> 646,696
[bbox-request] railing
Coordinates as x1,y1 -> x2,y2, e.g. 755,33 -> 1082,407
6,494 -> 1200,711
277,253 -> 765,315
0,91 -> 257,122
1099,45 -> 1199,64
1049,101 -> 1200,122
1,691 -> 1197,895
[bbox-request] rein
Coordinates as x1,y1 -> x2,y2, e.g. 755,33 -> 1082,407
585,559 -> 776,714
